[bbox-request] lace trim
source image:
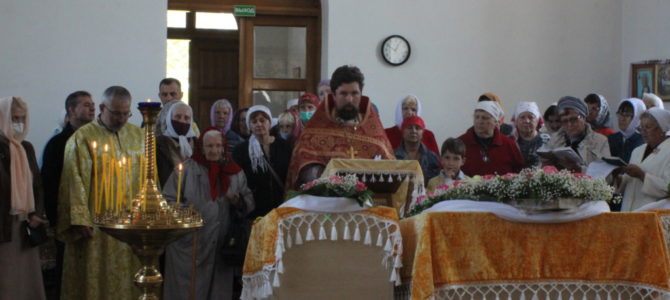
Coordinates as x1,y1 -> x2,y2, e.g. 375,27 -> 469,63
334,170 -> 425,205
395,281 -> 670,300
241,211 -> 403,300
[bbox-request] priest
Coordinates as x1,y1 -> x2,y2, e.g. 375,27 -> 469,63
285,65 -> 395,189
57,86 -> 144,300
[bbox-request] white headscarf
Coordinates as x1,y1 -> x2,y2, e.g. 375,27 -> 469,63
475,101 -> 504,122
394,94 -> 423,128
513,102 -> 541,120
164,101 -> 196,159
246,105 -> 273,173
617,98 -> 646,139
0,97 -> 34,218
643,93 -> 664,109
646,107 -> 670,136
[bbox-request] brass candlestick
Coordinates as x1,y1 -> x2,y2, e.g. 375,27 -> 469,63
95,102 -> 203,300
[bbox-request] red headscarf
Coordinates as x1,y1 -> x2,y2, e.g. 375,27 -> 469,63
191,127 -> 242,201
401,116 -> 426,131
299,93 -> 320,106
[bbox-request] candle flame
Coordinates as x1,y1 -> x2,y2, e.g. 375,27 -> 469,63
92,141 -> 97,149
178,163 -> 183,171
147,98 -> 152,103
121,157 -> 127,165
103,144 -> 109,152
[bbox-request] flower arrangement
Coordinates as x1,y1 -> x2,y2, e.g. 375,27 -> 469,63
410,166 -> 615,215
286,174 -> 374,207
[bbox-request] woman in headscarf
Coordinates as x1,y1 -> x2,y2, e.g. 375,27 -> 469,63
385,94 -> 439,155
642,93 -> 664,110
584,93 -> 616,137
162,127 -> 254,300
210,99 -> 244,153
317,79 -> 331,102
297,93 -> 320,127
608,98 -> 646,163
0,97 -> 46,300
232,105 -> 292,218
544,96 -> 610,172
512,101 -> 548,168
231,108 -> 250,140
458,101 -> 524,176
156,101 -> 196,187
477,92 -> 515,138
618,108 -> 670,211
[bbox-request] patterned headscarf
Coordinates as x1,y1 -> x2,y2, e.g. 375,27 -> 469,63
586,94 -> 611,129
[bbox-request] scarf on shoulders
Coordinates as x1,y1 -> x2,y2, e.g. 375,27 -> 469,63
192,127 -> 242,201
0,97 -> 34,218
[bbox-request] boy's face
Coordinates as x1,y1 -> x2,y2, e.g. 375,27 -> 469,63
441,151 -> 465,179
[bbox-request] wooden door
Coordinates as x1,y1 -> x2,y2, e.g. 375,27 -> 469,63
189,34 -> 239,129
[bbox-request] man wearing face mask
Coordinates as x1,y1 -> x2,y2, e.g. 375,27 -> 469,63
297,93 -> 319,126
157,102 -> 197,187
285,65 -> 395,189
57,86 -> 144,300
40,90 -> 95,299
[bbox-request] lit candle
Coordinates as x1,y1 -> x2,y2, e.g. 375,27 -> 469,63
102,144 -> 109,212
116,160 -> 123,212
176,163 -> 183,205
91,141 -> 99,214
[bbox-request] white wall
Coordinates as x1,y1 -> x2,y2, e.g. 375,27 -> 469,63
323,0 -> 622,144
0,0 -> 166,159
621,0 -> 670,99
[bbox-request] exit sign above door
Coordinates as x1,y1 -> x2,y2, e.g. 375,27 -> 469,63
234,5 -> 256,17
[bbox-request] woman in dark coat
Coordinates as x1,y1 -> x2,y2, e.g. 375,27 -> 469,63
233,105 -> 292,218
0,96 -> 46,300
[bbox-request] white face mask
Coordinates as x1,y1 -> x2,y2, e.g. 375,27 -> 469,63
12,122 -> 24,136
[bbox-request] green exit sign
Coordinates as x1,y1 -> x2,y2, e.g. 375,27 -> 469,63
234,5 -> 256,17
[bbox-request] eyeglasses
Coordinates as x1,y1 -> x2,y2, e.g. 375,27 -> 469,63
616,112 -> 634,118
106,109 -> 132,118
559,115 -> 582,125
637,125 -> 659,132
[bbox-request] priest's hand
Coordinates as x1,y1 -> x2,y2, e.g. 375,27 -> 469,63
73,225 -> 94,238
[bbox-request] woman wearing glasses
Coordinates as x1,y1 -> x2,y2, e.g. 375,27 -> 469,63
543,96 -> 610,172
608,98 -> 646,163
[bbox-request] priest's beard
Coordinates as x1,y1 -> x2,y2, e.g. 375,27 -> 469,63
336,103 -> 358,121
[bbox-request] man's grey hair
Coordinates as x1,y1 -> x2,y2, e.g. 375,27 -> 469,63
101,86 -> 131,106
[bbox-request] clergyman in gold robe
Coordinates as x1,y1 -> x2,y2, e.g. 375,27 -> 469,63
57,86 -> 143,300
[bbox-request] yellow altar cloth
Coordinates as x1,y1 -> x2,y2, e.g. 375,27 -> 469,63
400,212 -> 670,300
322,159 -> 424,216
242,206 -> 402,299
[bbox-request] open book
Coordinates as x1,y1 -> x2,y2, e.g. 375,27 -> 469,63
536,146 -> 584,166
601,156 -> 628,167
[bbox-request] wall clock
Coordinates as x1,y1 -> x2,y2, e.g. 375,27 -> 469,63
381,35 -> 411,66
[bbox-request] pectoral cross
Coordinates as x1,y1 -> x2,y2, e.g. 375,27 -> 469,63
346,146 -> 358,159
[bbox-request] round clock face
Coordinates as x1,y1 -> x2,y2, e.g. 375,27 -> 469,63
382,35 -> 410,66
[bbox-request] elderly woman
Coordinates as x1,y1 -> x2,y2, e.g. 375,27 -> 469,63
272,111 -> 300,146
210,99 -> 245,153
544,96 -> 610,172
477,92 -> 514,137
608,98 -> 646,163
233,105 -> 292,218
513,101 -> 548,168
163,127 -> 254,300
231,107 -> 250,140
618,108 -> 670,211
317,79 -> 331,102
156,102 -> 196,187
0,97 -> 46,300
385,95 -> 439,155
584,93 -> 616,137
642,93 -> 664,109
459,101 -> 524,176
394,116 -> 441,181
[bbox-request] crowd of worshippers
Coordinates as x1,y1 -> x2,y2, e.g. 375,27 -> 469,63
2,64 -> 670,300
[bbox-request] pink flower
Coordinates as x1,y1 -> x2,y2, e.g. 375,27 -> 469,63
416,195 -> 427,204
452,180 -> 464,187
503,173 -> 516,180
329,176 -> 344,183
436,184 -> 450,191
573,173 -> 591,179
301,181 -> 316,190
542,166 -> 559,174
355,181 -> 367,192
483,174 -> 497,181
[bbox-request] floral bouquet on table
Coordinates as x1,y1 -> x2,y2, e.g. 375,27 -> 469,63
287,174 -> 374,207
410,166 -> 616,216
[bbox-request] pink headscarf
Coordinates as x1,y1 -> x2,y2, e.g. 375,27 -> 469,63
210,99 -> 234,133
0,97 -> 34,218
